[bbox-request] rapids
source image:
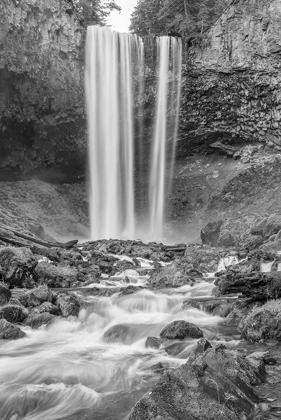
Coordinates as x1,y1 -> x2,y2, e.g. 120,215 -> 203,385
0,276 -> 231,420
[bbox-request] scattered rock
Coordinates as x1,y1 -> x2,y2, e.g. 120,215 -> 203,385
0,319 -> 26,340
26,285 -> 53,307
56,293 -> 81,317
0,247 -> 37,287
160,320 -> 203,340
0,304 -> 28,323
0,284 -> 11,305
32,302 -> 61,316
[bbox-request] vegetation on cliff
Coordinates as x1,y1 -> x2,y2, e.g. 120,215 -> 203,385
129,0 -> 229,41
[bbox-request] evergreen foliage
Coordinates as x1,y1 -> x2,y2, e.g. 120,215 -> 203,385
129,0 -> 230,42
73,0 -> 121,27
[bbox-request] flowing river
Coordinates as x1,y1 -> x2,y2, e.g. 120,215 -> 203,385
1,266 -> 281,420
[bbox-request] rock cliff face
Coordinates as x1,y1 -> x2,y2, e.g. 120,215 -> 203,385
180,0 -> 281,154
0,0 -> 86,181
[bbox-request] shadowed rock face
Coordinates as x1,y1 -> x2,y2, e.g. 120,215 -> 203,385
0,0 -> 86,182
180,0 -> 281,155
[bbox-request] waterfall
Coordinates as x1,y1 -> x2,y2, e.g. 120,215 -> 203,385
149,36 -> 182,240
85,26 -> 143,240
85,27 -> 182,241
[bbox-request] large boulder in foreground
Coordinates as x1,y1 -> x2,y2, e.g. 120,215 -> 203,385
160,321 -> 203,340
0,247 -> 37,288
238,300 -> 281,341
126,342 -> 264,420
0,319 -> 26,340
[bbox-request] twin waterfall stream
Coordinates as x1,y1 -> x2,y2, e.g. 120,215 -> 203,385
85,26 -> 182,241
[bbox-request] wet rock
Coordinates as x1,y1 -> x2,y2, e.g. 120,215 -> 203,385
263,355 -> 277,365
212,302 -> 234,317
238,300 -> 281,341
126,341 -> 263,420
0,284 -> 11,305
32,302 -> 61,316
8,297 -> 24,307
56,293 -> 81,317
224,300 -> 263,325
184,246 -> 223,274
24,312 -> 56,329
103,324 -> 131,344
194,338 -> 212,354
0,305 -> 28,323
0,319 -> 26,340
0,247 -> 37,288
160,320 -> 203,340
145,337 -> 164,349
26,285 -> 53,307
148,264 -> 193,288
34,262 -> 79,288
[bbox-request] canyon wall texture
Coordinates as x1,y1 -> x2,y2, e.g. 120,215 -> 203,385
0,0 -> 86,181
179,0 -> 281,155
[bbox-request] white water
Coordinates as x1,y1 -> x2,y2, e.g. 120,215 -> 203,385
85,26 -> 143,240
149,37 -> 182,240
0,279 -> 229,420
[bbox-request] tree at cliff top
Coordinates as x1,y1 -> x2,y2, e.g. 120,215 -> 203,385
74,0 -> 121,27
129,0 -> 229,41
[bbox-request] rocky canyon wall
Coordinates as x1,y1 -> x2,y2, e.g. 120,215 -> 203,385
179,0 -> 281,155
0,0 -> 86,182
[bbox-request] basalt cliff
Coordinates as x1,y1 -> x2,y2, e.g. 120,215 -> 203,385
0,0 -> 85,182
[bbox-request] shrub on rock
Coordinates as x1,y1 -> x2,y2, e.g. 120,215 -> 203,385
0,319 -> 26,340
56,293 -> 81,317
0,247 -> 37,287
160,320 -> 203,340
238,300 -> 281,341
34,262 -> 78,288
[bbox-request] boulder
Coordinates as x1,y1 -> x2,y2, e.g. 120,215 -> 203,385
0,247 -> 37,287
238,300 -> 281,341
148,265 -> 193,289
145,337 -> 164,349
160,320 -> 203,340
200,220 -> 224,246
263,214 -> 281,238
26,285 -> 53,307
215,271 -> 281,300
34,262 -> 78,288
0,319 -> 26,339
217,229 -> 237,247
24,312 -> 56,329
56,293 -> 81,317
32,302 -> 61,316
126,342 -> 264,420
0,284 -> 11,305
0,305 -> 28,323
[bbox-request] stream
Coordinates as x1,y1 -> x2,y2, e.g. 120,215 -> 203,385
1,260 -> 281,420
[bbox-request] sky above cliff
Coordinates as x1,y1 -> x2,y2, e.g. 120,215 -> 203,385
107,0 -> 138,32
